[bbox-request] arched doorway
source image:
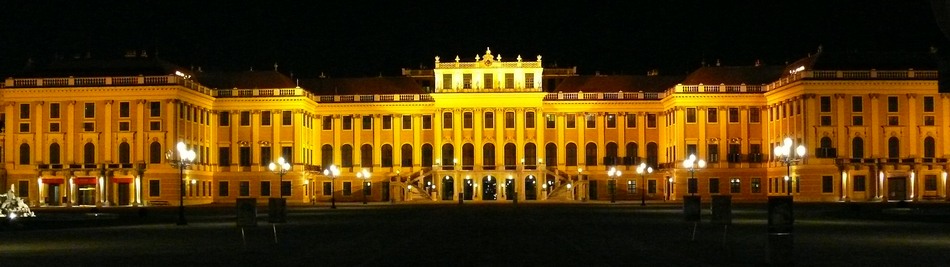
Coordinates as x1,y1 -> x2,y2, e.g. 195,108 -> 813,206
463,177 -> 474,200
525,175 -> 538,200
441,175 -> 454,200
482,176 -> 497,200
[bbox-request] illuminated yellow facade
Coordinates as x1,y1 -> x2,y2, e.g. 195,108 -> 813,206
1,48 -> 947,207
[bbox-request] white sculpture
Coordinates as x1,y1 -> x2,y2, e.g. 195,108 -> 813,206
1,186 -> 35,219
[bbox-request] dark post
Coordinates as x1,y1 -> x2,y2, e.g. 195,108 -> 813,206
683,195 -> 701,222
177,163 -> 187,225
767,196 -> 794,266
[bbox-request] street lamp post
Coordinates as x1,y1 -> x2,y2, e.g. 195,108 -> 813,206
323,165 -> 340,209
268,157 -> 291,198
683,154 -> 706,196
607,167 -> 621,203
356,169 -> 371,204
774,137 -> 806,196
636,162 -> 653,206
166,141 -> 195,226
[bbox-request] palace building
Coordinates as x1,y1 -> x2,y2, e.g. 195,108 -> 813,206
1,47 -> 948,207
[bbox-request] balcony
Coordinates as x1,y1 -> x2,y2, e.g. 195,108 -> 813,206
544,91 -> 663,101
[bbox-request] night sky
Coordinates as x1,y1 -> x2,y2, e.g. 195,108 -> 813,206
1,0 -> 947,78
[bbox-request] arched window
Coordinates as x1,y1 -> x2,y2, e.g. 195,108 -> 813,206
381,144 -> 393,167
421,144 -> 433,167
462,143 -> 474,169
646,142 -> 659,167
924,137 -> 936,158
851,137 -> 864,159
504,143 -> 516,169
626,142 -> 639,165
321,144 -> 333,167
149,141 -> 162,164
585,143 -> 598,166
605,142 -> 618,165
820,137 -> 833,148
84,142 -> 96,164
401,144 -> 413,167
360,144 -> 373,168
341,144 -> 353,167
818,136 -> 835,158
545,143 -> 557,166
441,143 -> 454,167
566,143 -> 577,166
19,143 -> 30,165
524,143 -> 537,167
888,137 -> 900,159
49,143 -> 61,165
118,142 -> 131,164
483,143 -> 496,168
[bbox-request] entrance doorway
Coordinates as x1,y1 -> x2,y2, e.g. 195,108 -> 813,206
505,178 -> 515,200
117,183 -> 130,206
482,176 -> 497,200
441,176 -> 454,200
78,185 -> 96,205
888,177 -> 907,201
524,175 -> 537,200
381,181 -> 390,201
46,184 -> 61,206
589,180 -> 599,200
463,179 -> 474,200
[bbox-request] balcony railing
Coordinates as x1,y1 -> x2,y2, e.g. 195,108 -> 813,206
543,91 -> 663,101
6,75 -> 215,96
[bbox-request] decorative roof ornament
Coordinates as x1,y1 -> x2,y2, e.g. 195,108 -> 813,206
482,47 -> 495,67
435,56 -> 440,63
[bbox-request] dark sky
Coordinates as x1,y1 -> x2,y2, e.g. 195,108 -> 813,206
2,0 -> 948,78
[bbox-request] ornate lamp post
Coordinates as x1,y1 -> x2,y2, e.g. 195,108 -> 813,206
636,162 -> 653,206
607,166 -> 621,203
323,164 -> 340,209
166,141 -> 195,226
774,137 -> 806,196
683,154 -> 706,196
268,157 -> 291,197
356,169 -> 371,204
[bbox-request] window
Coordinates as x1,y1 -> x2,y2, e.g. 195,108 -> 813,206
442,74 -> 452,89
925,175 -> 938,191
83,122 -> 95,132
19,143 -> 30,165
50,103 -> 60,119
281,181 -> 291,197
218,181 -> 229,197
323,182 -> 332,196
443,112 -> 453,129
49,122 -> 60,132
19,103 -> 30,119
627,180 -> 637,194
381,144 -> 393,167
585,143 -> 597,166
525,73 -> 535,88
260,147 -> 272,166
463,112 -> 473,129
84,103 -> 95,118
749,108 -> 760,123
341,145 -> 353,167
362,116 -> 373,130
730,178 -> 741,193
887,96 -> 899,112
319,116 -> 331,130
484,73 -> 493,89
853,175 -> 866,192
820,116 -> 832,126
261,181 -> 271,197
240,111 -> 250,126
280,110 -> 292,126
822,176 -> 833,193
360,144 -> 373,168
923,96 -> 935,112
119,102 -> 130,118
585,114 -> 596,128
218,147 -> 231,166
605,113 -> 616,128
887,116 -> 899,126
19,123 -> 30,133
343,182 -> 352,196
383,115 -> 392,130
402,115 -> 412,130
239,147 -> 251,167
707,108 -> 718,123
401,144 -> 413,166
627,113 -> 637,128
150,101 -> 161,117
321,145 -> 333,167
565,143 -> 577,166
545,113 -> 556,128
686,108 -> 696,123
820,96 -> 832,112
220,112 -> 230,126
422,115 -> 432,129
239,181 -> 250,197
707,144 -> 719,163
505,112 -> 515,128
728,108 -> 739,123
482,143 -> 495,167
343,115 -> 352,130
525,111 -> 535,128
924,137 -> 936,158
144,179 -> 161,197
566,114 -> 576,128
260,111 -> 272,126
463,73 -> 472,89
505,73 -> 514,88
648,180 -> 657,194
852,96 -> 863,112
751,178 -> 761,193
146,121 -> 160,131
852,116 -> 863,126
484,112 -> 494,128
119,121 -> 130,131
647,113 -> 657,128
924,116 -> 935,126
852,137 -> 865,159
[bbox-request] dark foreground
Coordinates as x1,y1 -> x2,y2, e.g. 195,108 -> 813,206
2,201 -> 949,266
